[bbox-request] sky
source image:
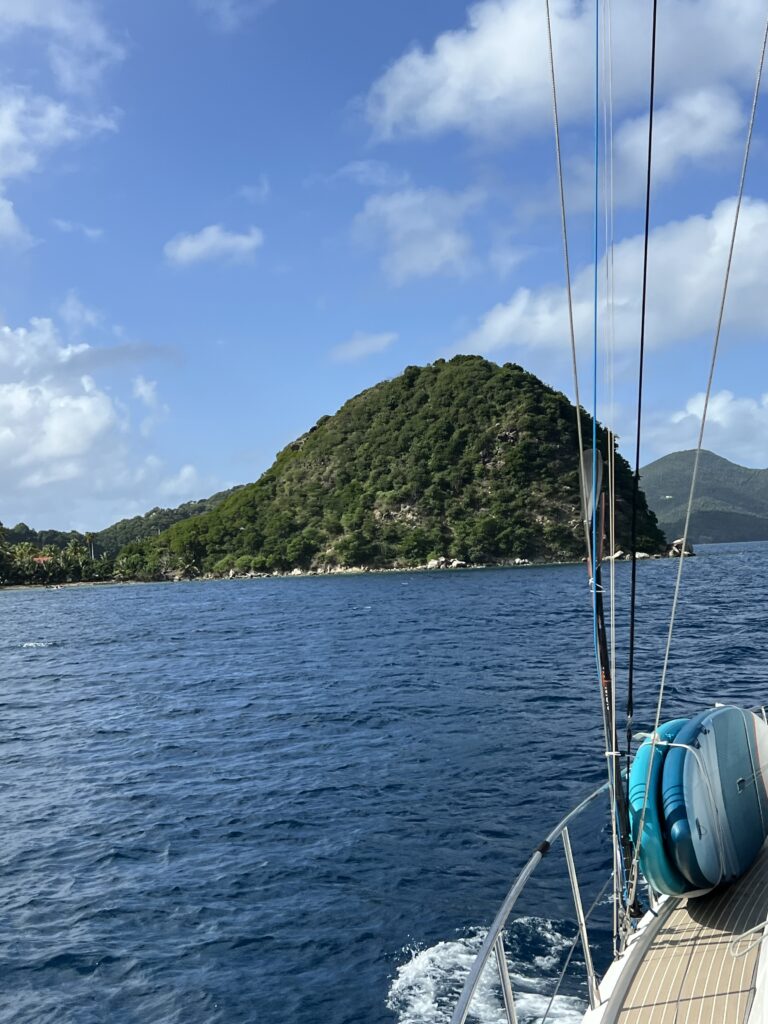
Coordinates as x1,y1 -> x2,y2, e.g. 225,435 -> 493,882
1,0 -> 767,531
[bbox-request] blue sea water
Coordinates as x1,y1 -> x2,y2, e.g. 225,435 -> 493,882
2,542 -> 767,1024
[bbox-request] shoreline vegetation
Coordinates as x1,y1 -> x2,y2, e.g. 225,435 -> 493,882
0,544 -> 692,593
1,543 -> 693,592
1,357 -> 668,589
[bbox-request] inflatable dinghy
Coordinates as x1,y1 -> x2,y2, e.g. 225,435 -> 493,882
628,719 -> 694,897
662,706 -> 768,889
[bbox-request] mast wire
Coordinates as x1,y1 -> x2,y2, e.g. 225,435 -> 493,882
626,0 -> 659,785
628,9 -> 768,908
601,0 -> 621,951
543,0 -> 593,573
545,0 -> 624,941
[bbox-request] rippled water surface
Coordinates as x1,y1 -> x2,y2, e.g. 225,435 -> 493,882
3,542 -> 767,1024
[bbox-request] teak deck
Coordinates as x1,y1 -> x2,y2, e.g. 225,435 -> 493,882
616,843 -> 768,1023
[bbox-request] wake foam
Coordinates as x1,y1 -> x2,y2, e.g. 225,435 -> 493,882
387,920 -> 586,1024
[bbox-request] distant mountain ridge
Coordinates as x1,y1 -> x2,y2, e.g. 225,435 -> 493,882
641,450 -> 768,543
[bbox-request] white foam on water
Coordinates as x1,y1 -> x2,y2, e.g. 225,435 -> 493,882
21,641 -> 52,648
387,921 -> 588,1024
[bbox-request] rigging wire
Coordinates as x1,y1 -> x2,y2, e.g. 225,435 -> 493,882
544,0 -> 626,942
601,0 -> 621,950
543,0 -> 593,573
628,9 -> 768,908
590,0 -> 600,681
626,0 -> 659,800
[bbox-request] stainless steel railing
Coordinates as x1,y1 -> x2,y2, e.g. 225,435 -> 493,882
450,780 -> 610,1024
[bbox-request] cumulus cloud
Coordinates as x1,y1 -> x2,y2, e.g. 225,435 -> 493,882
0,312 -> 193,529
164,224 -> 264,265
460,196 -> 768,356
568,87 -> 745,209
0,316 -> 88,379
330,331 -> 398,362
0,317 -> 120,491
353,187 -> 483,284
647,391 -> 768,467
366,0 -> 764,142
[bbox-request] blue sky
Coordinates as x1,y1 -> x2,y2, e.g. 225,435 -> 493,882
1,0 -> 767,530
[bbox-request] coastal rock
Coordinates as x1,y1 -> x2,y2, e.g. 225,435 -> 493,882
450,559 -> 467,568
427,558 -> 440,569
290,568 -> 303,575
636,552 -> 650,560
668,537 -> 695,557
607,550 -> 624,561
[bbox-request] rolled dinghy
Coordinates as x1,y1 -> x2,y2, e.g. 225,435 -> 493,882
629,718 -> 695,897
661,705 -> 768,889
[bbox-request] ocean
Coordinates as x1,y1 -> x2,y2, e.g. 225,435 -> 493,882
2,542 -> 766,1024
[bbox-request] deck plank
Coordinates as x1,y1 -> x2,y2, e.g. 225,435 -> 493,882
617,843 -> 768,1024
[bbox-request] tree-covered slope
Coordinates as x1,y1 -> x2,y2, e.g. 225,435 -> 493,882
93,487 -> 243,555
641,449 -> 768,543
1,487 -> 242,559
117,357 -> 665,577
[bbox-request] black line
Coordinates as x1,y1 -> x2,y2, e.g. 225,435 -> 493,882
627,0 -> 659,758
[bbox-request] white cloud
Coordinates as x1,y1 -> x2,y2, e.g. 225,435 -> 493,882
647,391 -> 768,466
0,0 -> 124,93
52,216 -> 102,239
366,0 -> 765,142
59,289 -> 101,334
239,175 -> 270,203
331,331 -> 398,362
164,224 -> 264,265
195,0 -> 276,32
460,196 -> 768,355
334,160 -> 410,190
132,375 -> 168,437
0,312 -> 206,529
0,316 -> 88,379
353,187 -> 483,284
0,194 -> 33,246
160,463 -> 200,498
133,375 -> 158,407
0,88 -> 115,182
489,242 -> 526,277
0,6 -> 120,243
569,87 -> 744,209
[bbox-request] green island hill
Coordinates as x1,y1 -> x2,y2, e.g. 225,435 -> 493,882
0,357 -> 666,586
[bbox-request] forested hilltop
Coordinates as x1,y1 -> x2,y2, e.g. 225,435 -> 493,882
110,356 -> 664,580
0,358 -> 665,586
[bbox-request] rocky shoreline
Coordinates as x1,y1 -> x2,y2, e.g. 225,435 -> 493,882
2,540 -> 694,590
